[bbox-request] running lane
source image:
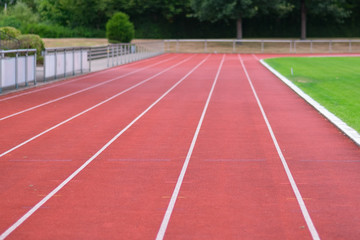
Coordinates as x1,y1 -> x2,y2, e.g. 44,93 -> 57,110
0,54 -> 222,239
0,54 -> 207,237
160,54 -> 313,239
0,54 -> 186,153
0,54 -> 173,115
242,54 -> 360,239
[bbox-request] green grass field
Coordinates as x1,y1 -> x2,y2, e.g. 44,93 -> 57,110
264,57 -> 360,133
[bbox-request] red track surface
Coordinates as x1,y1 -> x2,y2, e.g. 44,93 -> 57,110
0,53 -> 359,239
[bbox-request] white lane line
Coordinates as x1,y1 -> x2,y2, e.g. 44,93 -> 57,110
156,55 -> 225,240
238,55 -> 320,240
260,59 -> 360,146
0,55 -> 195,159
252,54 -> 260,61
0,56 -> 178,121
0,54 -> 209,240
0,53 -> 170,102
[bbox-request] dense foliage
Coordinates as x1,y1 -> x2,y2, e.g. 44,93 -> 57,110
0,0 -> 359,39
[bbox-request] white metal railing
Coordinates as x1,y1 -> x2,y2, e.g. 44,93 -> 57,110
94,41 -> 165,68
164,39 -> 360,53
0,49 -> 37,93
43,47 -> 90,81
41,41 -> 165,82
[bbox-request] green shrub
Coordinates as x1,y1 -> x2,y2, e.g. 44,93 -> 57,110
17,34 -> 45,64
0,26 -> 22,39
106,12 -> 134,43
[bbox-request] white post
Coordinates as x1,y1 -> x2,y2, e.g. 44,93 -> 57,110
89,47 -> 92,72
15,52 -> 18,89
80,49 -> 83,74
34,52 -> 37,85
25,51 -> 28,86
107,46 -> 110,67
72,48 -> 75,75
64,49 -> 66,78
0,52 -> 2,93
349,40 -> 352,53
54,49 -> 57,79
43,50 -> 46,81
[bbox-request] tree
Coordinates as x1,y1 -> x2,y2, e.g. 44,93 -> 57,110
297,0 -> 351,39
106,12 -> 134,43
36,0 -> 111,29
109,0 -> 190,21
190,0 -> 292,39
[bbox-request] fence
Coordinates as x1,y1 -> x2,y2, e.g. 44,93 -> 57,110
89,41 -> 165,68
165,39 -> 360,53
42,40 -> 165,81
0,49 -> 36,93
43,47 -> 90,81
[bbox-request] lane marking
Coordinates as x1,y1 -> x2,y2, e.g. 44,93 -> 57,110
161,196 -> 186,199
0,53 -> 171,102
287,197 -> 312,201
0,55 -> 195,159
238,55 -> 320,240
252,54 -> 260,61
156,55 -> 225,240
0,54 -> 210,240
0,56 -> 178,121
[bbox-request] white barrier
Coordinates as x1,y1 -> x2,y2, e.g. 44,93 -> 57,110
44,48 -> 89,80
0,49 -> 36,93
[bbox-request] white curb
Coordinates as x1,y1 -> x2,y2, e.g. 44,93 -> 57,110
260,59 -> 360,146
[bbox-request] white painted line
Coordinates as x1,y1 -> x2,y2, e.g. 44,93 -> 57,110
0,53 -> 170,102
239,55 -> 320,240
0,55 -> 195,159
156,54 -> 225,240
252,54 -> 260,61
0,54 -> 210,240
260,59 -> 360,146
0,56 -> 178,121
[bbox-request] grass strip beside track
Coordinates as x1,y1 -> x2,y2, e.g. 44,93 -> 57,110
264,57 -> 360,133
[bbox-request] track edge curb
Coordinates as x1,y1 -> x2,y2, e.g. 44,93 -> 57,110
260,59 -> 360,147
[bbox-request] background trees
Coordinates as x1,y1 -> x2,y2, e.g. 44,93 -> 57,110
294,0 -> 351,39
0,0 -> 359,39
190,0 -> 293,39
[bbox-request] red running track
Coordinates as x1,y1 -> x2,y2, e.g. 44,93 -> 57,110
0,53 -> 359,240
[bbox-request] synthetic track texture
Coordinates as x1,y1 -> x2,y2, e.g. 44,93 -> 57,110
0,53 -> 359,240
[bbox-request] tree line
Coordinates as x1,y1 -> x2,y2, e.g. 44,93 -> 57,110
0,0 -> 359,39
